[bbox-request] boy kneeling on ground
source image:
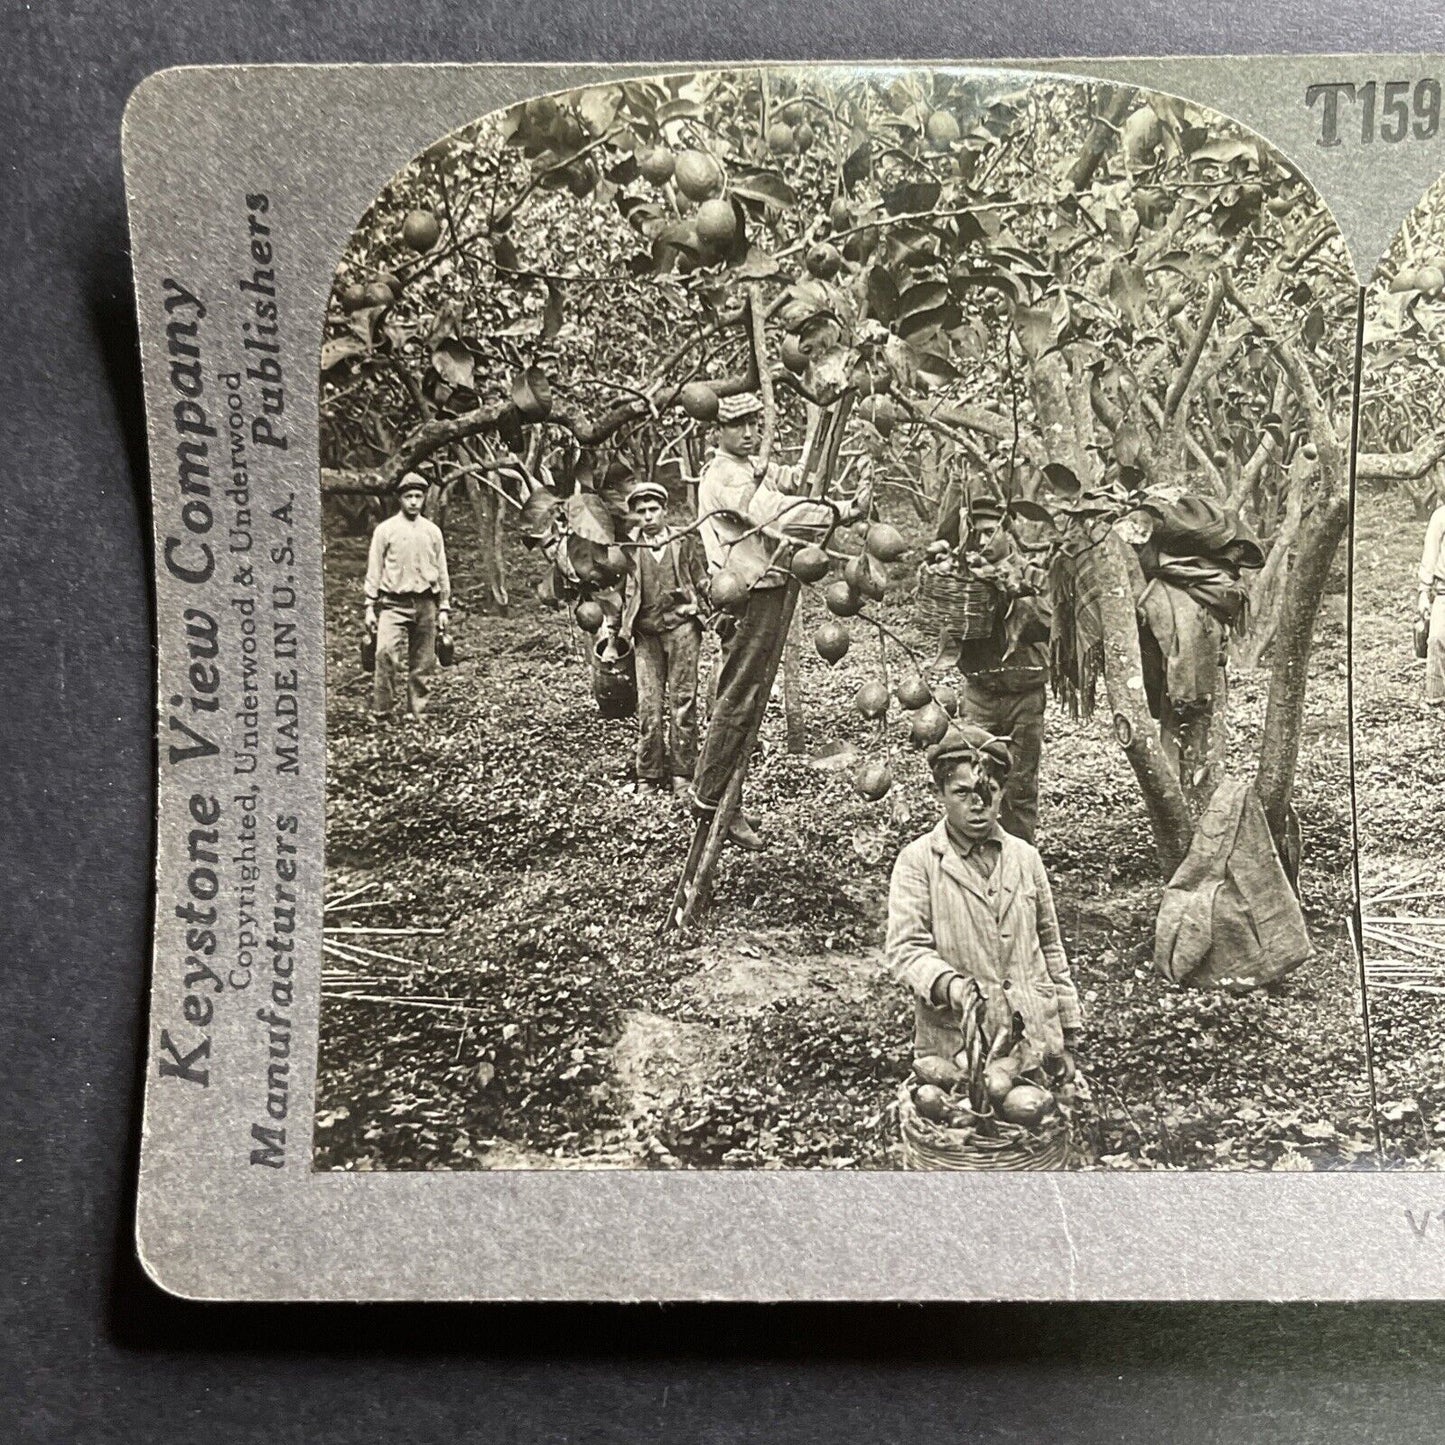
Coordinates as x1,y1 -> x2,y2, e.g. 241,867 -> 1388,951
885,725 -> 1083,1073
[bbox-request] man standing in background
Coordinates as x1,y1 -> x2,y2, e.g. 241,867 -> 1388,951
621,479 -> 707,795
939,491 -> 1050,844
365,472 -> 451,720
1419,498 -> 1445,706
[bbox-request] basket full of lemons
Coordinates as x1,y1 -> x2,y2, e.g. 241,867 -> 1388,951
898,996 -> 1075,1171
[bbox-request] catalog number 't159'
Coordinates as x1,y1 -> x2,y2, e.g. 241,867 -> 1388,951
1308,80 -> 1443,147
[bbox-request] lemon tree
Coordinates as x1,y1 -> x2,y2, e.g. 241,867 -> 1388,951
322,66 -> 1357,896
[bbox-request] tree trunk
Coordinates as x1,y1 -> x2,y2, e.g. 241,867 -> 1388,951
1223,276 -> 1354,849
1356,434 -> 1445,481
1159,648 -> 1228,818
1027,339 -> 1192,870
466,477 -> 510,613
1254,484 -> 1350,841
1087,532 -> 1196,875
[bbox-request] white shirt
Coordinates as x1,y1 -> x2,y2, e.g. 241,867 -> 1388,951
365,511 -> 450,606
1421,506 -> 1445,589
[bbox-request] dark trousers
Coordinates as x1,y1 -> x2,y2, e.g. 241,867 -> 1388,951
374,593 -> 438,717
693,584 -> 790,808
961,679 -> 1046,843
634,622 -> 701,782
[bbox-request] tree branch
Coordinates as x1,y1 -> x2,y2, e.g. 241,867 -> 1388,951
1163,271 -> 1229,423
1356,434 -> 1445,481
1066,85 -> 1136,192
748,284 -> 778,467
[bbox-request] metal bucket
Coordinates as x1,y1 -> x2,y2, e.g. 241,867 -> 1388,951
591,634 -> 637,719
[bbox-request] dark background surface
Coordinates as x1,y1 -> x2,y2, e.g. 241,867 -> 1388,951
7,4 -> 1445,1440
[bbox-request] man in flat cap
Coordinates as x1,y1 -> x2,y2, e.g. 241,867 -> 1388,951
364,471 -> 451,719
690,391 -> 844,848
619,479 -> 708,794
935,487 -> 1051,843
885,725 -> 1082,1074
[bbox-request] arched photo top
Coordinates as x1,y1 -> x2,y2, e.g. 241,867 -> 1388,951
320,65 -> 1360,513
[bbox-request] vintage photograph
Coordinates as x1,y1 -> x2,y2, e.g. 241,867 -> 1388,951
313,65 -> 1371,1173
1354,187 -> 1445,1165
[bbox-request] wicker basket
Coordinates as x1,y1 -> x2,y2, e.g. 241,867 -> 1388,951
898,1080 -> 1071,1171
915,568 -> 1000,642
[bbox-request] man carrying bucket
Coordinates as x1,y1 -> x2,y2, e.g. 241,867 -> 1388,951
364,472 -> 451,720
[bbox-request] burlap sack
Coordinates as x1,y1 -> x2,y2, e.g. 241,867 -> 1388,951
1154,778 -> 1313,989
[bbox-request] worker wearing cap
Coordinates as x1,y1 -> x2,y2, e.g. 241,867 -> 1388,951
364,472 -> 451,718
620,479 -> 708,793
1418,498 -> 1445,704
885,725 -> 1082,1071
938,490 -> 1050,843
690,391 -> 812,849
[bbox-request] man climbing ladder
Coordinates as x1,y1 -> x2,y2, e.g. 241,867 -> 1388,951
690,391 -> 813,850
668,394 -> 860,930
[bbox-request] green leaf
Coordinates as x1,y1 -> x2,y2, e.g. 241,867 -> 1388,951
564,491 -> 617,545
577,85 -> 622,136
913,348 -> 958,387
897,279 -> 950,322
604,153 -> 639,185
1009,498 -> 1057,527
542,281 -> 565,341
1013,305 -> 1058,361
655,98 -> 703,122
616,193 -> 665,232
734,247 -> 783,280
842,137 -> 872,192
430,339 -> 475,389
518,488 -> 560,540
1040,462 -> 1081,499
1106,261 -> 1148,333
865,266 -> 899,324
955,209 -> 1000,247
953,265 -> 1026,306
730,171 -> 796,210
512,365 -> 554,420
1188,136 -> 1258,167
563,533 -> 604,583
883,179 -> 941,216
321,335 -> 368,372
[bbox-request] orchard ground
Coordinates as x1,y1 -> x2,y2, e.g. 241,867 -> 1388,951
314,491 -> 1374,1172
1352,482 -> 1445,1166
